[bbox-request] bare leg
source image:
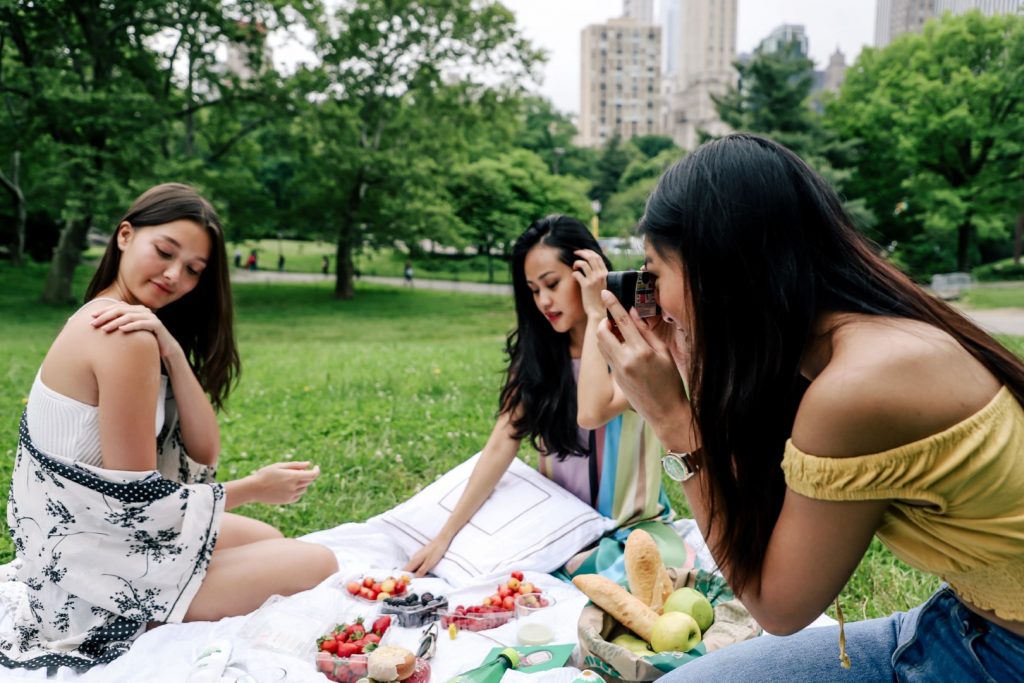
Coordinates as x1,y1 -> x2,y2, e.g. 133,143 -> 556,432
184,539 -> 338,622
215,512 -> 283,551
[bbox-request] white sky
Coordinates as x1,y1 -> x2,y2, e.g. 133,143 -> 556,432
503,0 -> 876,114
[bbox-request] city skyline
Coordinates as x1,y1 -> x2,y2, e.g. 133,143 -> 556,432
504,0 -> 874,115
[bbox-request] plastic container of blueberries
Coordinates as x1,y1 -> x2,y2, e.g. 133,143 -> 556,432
379,596 -> 448,628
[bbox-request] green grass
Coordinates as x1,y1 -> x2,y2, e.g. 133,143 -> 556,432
960,284 -> 1024,310
2,261 -> 1019,623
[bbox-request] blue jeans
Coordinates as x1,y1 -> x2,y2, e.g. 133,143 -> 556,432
660,587 -> 1024,682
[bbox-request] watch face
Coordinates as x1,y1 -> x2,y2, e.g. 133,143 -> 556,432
661,453 -> 691,481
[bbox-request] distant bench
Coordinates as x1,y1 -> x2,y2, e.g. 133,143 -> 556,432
930,272 -> 973,300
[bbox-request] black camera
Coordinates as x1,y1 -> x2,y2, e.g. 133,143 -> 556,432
606,270 -> 659,319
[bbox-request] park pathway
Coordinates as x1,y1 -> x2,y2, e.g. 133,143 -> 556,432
230,269 -> 1024,336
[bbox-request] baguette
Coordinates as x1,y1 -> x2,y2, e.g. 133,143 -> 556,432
624,529 -> 662,607
651,563 -> 673,612
572,574 -> 659,642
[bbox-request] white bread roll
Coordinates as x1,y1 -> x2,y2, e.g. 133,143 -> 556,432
367,646 -> 416,681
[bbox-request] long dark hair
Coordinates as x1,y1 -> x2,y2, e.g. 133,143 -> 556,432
500,215 -> 612,458
85,183 -> 240,410
640,133 -> 1024,593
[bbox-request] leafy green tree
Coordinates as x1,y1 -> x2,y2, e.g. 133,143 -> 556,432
0,0 -> 315,302
449,148 -> 590,281
709,39 -> 875,237
310,0 -> 542,299
513,96 -> 578,175
828,11 -> 1024,273
629,135 -> 677,160
601,147 -> 681,235
713,40 -> 817,147
589,133 -> 639,210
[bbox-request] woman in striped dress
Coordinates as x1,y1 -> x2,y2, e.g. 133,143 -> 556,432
405,215 -> 679,579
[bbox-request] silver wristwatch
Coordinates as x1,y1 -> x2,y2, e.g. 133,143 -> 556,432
661,449 -> 701,482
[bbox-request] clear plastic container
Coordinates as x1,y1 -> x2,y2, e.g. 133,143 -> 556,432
380,595 -> 448,628
314,652 -> 430,683
438,607 -> 515,632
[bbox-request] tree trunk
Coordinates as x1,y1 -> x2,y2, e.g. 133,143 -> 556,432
42,217 -> 91,304
0,152 -> 26,265
485,235 -> 494,284
334,235 -> 355,300
1014,213 -> 1022,266
334,175 -> 365,300
956,220 -> 973,273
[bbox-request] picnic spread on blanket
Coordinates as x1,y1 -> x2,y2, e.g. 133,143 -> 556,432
0,452 -> 837,682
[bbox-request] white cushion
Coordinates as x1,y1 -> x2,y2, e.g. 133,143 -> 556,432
367,453 -> 616,586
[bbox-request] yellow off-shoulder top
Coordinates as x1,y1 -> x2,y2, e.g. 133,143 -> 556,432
782,386 -> 1024,621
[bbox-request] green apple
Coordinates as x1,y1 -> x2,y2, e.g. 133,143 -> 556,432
611,633 -> 655,655
650,611 -> 701,653
663,587 -> 714,633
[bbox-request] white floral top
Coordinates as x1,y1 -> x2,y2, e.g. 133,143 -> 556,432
1,389 -> 224,671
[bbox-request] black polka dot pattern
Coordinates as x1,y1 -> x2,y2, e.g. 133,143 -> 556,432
18,413 -> 179,504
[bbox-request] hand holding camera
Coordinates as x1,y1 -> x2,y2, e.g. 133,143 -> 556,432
605,270 -> 659,322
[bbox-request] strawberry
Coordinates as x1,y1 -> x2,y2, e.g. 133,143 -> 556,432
336,642 -> 359,657
371,615 -> 391,636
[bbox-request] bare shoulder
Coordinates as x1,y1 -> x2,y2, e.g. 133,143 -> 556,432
792,317 -> 1002,458
41,302 -> 159,400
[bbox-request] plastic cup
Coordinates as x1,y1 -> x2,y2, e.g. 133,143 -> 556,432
514,592 -> 555,618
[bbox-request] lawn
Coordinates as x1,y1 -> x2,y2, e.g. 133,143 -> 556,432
4,262 -> 1021,624
960,283 -> 1024,310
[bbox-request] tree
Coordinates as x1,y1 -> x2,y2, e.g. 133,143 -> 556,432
629,135 -> 677,160
828,11 -> 1024,273
0,0 -> 315,302
601,147 -> 681,235
513,96 -> 577,175
713,40 -> 817,148
310,0 -> 542,299
589,133 -> 639,210
710,39 -> 875,239
449,149 -> 590,281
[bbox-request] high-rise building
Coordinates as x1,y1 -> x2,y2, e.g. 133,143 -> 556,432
822,47 -> 848,92
578,15 -> 662,147
623,0 -> 654,24
876,0 -> 1022,47
758,24 -> 809,56
935,0 -> 1023,14
660,0 -> 738,150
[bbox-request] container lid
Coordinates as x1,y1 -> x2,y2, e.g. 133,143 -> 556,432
516,623 -> 554,647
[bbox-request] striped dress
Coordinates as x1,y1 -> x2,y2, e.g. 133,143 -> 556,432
537,359 -> 673,530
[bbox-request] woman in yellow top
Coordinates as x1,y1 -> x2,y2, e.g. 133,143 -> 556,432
596,134 -> 1024,680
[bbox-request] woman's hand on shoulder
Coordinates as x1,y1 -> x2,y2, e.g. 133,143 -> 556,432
94,322 -> 162,471
247,461 -> 321,505
91,302 -> 183,361
572,249 -> 610,320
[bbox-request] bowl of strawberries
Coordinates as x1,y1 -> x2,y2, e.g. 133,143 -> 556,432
316,614 -> 391,659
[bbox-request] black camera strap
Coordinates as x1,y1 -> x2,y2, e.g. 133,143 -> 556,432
588,429 -> 599,509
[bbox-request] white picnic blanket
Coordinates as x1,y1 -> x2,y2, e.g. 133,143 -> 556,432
0,519 -> 833,682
